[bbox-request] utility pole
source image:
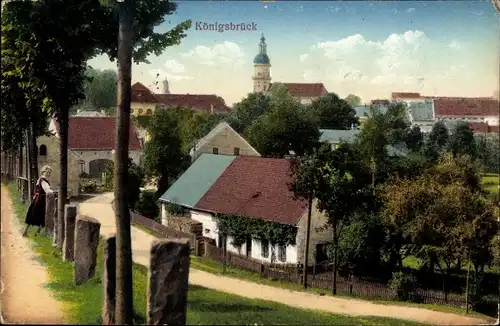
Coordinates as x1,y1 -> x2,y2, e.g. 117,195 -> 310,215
114,0 -> 135,324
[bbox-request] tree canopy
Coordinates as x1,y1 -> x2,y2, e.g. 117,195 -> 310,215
77,68 -> 118,112
310,93 -> 359,130
245,94 -> 320,157
344,94 -> 362,107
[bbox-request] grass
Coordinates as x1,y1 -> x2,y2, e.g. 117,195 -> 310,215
4,182 -> 426,326
482,173 -> 499,194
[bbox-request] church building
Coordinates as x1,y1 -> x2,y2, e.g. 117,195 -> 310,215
252,34 -> 328,105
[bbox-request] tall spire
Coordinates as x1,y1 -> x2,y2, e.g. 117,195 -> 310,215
259,33 -> 267,54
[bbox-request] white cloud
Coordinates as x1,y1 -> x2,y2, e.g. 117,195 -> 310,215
301,30 -> 463,88
406,8 -> 415,13
299,54 -> 309,62
148,59 -> 193,83
164,59 -> 186,74
181,41 -> 244,67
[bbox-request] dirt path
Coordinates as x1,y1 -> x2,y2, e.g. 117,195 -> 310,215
1,187 -> 64,324
78,194 -> 489,326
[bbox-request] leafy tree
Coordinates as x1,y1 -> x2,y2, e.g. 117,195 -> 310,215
3,0 -> 191,323
245,95 -> 320,157
428,120 -> 450,148
310,93 -> 359,130
104,158 -> 145,208
268,82 -> 291,102
405,125 -> 424,152
291,142 -> 373,293
384,102 -> 411,146
476,134 -> 500,173
179,109 -> 222,152
447,121 -> 477,159
143,109 -> 191,198
336,212 -> 385,276
77,68 -> 117,112
380,153 -> 497,285
421,121 -> 449,165
344,94 -> 362,107
226,92 -> 272,133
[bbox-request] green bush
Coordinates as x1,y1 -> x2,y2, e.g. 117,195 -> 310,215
134,190 -> 159,221
80,179 -> 98,193
103,158 -> 145,208
388,271 -> 417,302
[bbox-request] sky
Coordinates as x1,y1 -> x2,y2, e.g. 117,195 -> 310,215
88,1 -> 500,105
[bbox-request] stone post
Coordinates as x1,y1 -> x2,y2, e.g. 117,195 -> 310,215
63,204 -> 78,262
74,215 -> 101,285
56,202 -> 66,250
102,235 -> 116,325
44,193 -> 56,237
147,239 -> 190,326
52,197 -> 58,246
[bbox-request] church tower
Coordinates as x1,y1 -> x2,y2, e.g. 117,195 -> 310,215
252,33 -> 271,93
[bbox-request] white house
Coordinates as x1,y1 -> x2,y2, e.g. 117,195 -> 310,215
159,154 -> 332,265
38,117 -> 143,180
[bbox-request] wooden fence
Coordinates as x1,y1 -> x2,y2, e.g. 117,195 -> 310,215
204,243 -> 466,307
129,211 -> 197,251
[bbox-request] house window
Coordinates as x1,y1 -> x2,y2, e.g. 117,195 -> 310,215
278,244 -> 287,262
212,147 -> 219,155
78,160 -> 85,174
39,145 -> 47,156
138,108 -> 143,115
204,228 -> 210,235
261,239 -> 269,258
233,147 -> 240,156
146,109 -> 152,115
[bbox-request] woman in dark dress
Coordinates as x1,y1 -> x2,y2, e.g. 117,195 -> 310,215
23,165 -> 53,237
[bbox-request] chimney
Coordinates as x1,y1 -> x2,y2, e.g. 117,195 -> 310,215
210,104 -> 214,114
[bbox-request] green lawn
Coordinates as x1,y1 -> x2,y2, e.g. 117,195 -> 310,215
482,173 -> 499,194
4,183 -> 425,325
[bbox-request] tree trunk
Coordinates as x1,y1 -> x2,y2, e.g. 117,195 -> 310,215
18,144 -> 23,179
155,174 -> 169,200
332,218 -> 338,295
26,131 -> 32,199
303,192 -> 313,289
30,122 -> 39,180
115,0 -> 135,324
27,123 -> 38,198
57,108 -> 69,250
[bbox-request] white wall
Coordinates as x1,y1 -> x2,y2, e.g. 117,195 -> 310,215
74,149 -> 141,174
189,210 -> 299,264
485,116 -> 499,126
250,238 -> 297,264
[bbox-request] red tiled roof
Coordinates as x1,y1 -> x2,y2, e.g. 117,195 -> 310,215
392,92 -> 421,99
467,122 -> 490,133
280,83 -> 328,98
131,83 -> 159,103
371,99 -> 391,105
55,117 -> 142,150
155,94 -> 230,114
194,156 -> 307,225
489,125 -> 499,133
434,98 -> 499,117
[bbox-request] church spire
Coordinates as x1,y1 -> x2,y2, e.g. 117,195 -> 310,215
259,33 -> 267,54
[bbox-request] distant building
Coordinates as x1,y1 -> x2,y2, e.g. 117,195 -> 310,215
189,122 -> 260,162
131,82 -> 230,116
252,34 -> 328,105
36,116 -> 143,196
